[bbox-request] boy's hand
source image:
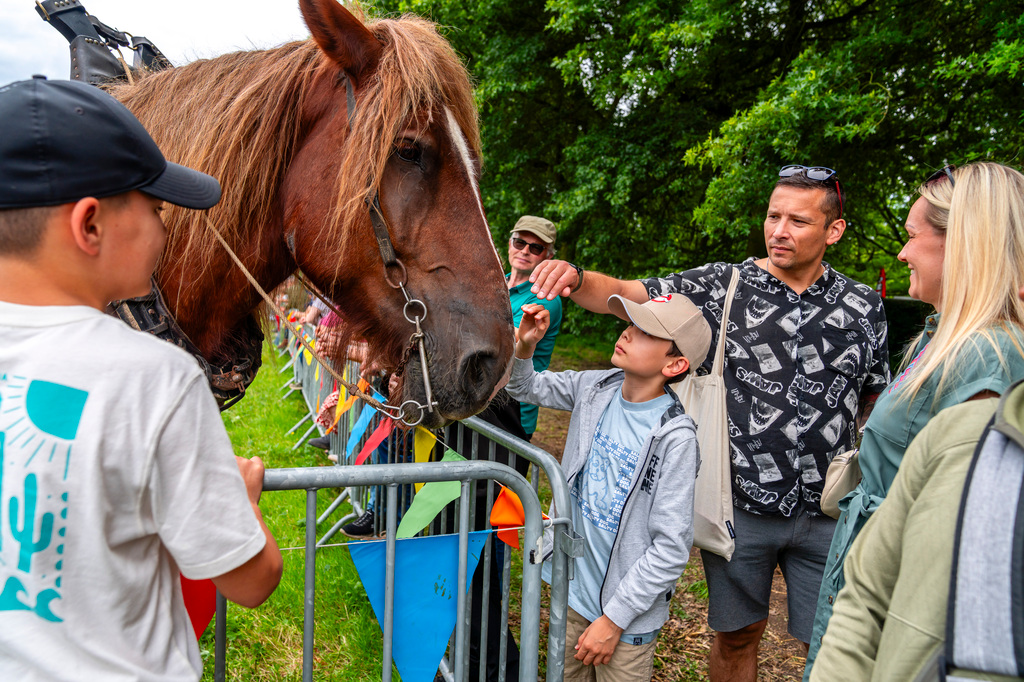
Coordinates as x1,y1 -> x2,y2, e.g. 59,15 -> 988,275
516,304 -> 550,358
235,455 -> 266,505
574,614 -> 623,666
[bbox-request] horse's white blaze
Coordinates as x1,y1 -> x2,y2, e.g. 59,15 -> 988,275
445,107 -> 502,270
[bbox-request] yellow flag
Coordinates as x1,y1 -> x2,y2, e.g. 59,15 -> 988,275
413,427 -> 437,492
332,395 -> 357,426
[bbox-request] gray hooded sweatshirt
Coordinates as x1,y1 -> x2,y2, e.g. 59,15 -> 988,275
506,356 -> 698,634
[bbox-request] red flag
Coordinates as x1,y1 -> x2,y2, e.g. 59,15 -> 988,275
875,267 -> 887,298
354,418 -> 395,465
180,575 -> 217,639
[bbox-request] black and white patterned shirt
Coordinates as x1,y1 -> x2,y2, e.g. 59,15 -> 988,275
643,259 -> 890,516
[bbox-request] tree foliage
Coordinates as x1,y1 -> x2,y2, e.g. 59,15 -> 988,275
372,0 -> 1024,336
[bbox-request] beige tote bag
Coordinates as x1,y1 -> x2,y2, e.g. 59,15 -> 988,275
672,268 -> 740,561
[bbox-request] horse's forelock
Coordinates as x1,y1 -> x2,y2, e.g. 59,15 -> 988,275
325,14 -> 481,266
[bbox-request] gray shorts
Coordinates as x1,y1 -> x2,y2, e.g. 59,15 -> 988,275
700,507 -> 836,643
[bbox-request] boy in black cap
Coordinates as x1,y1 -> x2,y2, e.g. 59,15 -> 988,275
0,77 -> 282,680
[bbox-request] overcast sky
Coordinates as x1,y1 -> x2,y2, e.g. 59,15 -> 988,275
0,0 -> 311,85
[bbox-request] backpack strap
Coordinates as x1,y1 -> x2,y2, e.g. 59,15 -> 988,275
944,379 -> 1024,680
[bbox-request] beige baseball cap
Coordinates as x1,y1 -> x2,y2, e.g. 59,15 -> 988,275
511,215 -> 556,244
607,293 -> 712,366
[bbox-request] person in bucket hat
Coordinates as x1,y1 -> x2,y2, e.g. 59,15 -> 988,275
0,76 -> 281,681
504,297 -> 710,680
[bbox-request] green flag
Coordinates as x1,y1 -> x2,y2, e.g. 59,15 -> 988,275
396,449 -> 465,539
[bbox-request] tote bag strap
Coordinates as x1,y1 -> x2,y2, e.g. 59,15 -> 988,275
711,268 -> 741,378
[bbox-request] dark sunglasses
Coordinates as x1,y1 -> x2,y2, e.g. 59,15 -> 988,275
925,163 -> 956,187
778,164 -> 843,219
510,237 -> 546,256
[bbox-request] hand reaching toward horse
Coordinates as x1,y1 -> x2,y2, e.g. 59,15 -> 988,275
529,259 -> 579,301
516,304 -> 550,359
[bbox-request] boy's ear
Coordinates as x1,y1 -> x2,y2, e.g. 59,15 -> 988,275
68,197 -> 102,256
663,355 -> 690,380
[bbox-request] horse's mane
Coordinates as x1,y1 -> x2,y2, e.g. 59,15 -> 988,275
107,11 -> 481,287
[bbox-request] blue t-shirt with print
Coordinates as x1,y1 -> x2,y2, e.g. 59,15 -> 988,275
568,388 -> 672,641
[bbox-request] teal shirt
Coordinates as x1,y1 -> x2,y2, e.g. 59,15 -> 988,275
805,316 -> 1024,676
508,276 -> 562,434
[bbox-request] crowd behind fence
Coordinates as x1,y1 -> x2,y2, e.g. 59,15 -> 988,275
210,319 -> 580,682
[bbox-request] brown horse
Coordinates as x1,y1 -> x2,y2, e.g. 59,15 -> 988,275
107,0 -> 513,427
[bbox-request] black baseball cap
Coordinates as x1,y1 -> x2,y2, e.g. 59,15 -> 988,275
0,76 -> 220,209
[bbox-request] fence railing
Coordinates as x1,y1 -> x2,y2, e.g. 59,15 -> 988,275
210,320 -> 579,681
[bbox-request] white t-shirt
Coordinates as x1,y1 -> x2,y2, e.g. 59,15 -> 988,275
0,302 -> 266,681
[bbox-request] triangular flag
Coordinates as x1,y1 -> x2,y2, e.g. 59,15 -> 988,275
490,486 -> 526,550
397,450 -> 465,538
412,427 -> 437,492
346,405 -> 378,458
328,394 -> 358,433
489,486 -> 550,550
180,575 -> 216,640
354,418 -> 394,465
348,531 -> 490,682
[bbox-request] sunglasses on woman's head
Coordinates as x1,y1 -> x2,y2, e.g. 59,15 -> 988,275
510,237 -> 546,256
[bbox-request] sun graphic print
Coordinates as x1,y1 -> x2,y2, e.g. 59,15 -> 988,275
0,375 -> 88,623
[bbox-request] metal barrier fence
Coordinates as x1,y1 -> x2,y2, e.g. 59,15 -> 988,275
210,321 -> 579,681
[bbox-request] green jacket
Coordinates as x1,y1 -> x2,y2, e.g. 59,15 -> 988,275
811,384 -> 1024,681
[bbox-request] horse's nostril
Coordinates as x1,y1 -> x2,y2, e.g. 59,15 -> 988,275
459,350 -> 499,400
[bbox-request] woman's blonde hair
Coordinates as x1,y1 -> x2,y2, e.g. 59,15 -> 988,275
897,162 -> 1024,402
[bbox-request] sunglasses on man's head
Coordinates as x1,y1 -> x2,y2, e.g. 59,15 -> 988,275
779,165 -> 838,182
925,164 -> 956,187
510,237 -> 546,256
778,164 -> 843,219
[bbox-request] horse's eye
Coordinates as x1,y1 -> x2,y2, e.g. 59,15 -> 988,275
395,142 -> 422,164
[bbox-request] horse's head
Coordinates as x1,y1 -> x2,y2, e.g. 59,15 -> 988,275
284,0 -> 514,427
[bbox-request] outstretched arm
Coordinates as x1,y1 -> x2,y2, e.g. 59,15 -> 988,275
529,260 -> 647,316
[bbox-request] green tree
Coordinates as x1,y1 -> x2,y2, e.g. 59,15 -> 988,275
373,0 -> 1024,336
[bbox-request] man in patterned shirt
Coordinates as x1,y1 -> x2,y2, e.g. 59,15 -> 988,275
528,166 -> 890,681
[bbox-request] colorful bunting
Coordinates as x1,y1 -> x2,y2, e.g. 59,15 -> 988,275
345,404 -> 378,458
347,531 -> 490,682
180,576 -> 216,640
354,418 -> 395,466
490,486 -> 526,549
412,427 -> 437,492
397,450 -> 466,538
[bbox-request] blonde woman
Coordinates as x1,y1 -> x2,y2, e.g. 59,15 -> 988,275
804,161 -> 1024,678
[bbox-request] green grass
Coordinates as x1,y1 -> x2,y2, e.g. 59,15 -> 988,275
200,345 -> 392,681
198,337 -> 719,681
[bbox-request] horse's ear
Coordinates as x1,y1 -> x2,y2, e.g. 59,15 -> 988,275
299,0 -> 380,85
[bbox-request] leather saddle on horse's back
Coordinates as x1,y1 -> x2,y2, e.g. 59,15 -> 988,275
35,0 -> 171,84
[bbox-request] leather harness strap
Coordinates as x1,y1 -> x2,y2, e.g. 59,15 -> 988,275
109,282 -> 262,410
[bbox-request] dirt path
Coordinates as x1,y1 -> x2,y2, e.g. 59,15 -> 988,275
531,357 -> 807,680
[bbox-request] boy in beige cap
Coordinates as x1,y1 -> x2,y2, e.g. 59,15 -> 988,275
507,295 -> 711,681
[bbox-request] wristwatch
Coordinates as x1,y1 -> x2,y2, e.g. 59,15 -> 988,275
568,263 -> 584,293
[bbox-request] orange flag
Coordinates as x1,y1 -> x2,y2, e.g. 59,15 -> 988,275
490,486 -> 526,549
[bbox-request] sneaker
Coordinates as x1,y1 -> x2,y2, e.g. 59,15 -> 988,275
307,434 -> 331,450
341,510 -> 377,538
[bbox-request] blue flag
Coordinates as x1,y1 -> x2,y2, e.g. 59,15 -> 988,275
348,531 -> 490,681
345,403 -> 378,458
